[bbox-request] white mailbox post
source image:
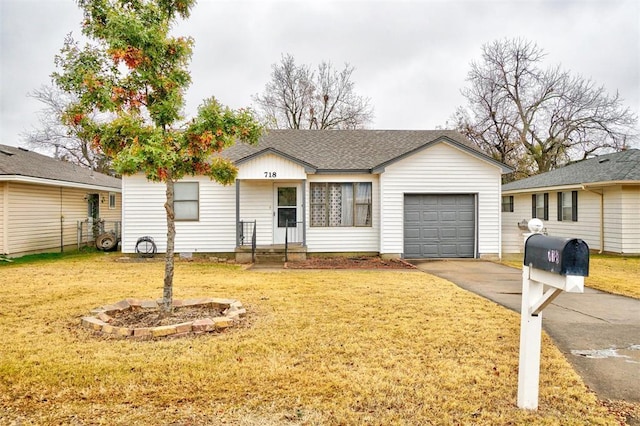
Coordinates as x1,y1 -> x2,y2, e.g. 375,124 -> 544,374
518,219 -> 590,410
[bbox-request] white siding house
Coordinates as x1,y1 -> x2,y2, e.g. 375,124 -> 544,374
0,144 -> 122,257
121,130 -> 511,261
502,149 -> 640,254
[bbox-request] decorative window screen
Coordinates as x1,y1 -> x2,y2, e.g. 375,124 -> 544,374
310,182 -> 372,227
311,184 -> 327,227
174,182 -> 199,221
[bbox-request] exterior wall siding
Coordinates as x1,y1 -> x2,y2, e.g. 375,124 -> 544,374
380,142 -> 503,257
306,174 -> 380,253
501,193 -> 531,254
503,190 -> 604,253
502,185 -> 640,255
602,187 -> 623,253
621,185 -> 640,253
544,190 -> 602,249
122,174 -> 236,253
0,182 -> 5,254
3,182 -> 121,256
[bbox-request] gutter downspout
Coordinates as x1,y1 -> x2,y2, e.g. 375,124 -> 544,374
582,185 -> 604,253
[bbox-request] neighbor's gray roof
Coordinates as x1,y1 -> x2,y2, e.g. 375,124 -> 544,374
0,144 -> 121,190
223,129 -> 512,173
502,149 -> 640,192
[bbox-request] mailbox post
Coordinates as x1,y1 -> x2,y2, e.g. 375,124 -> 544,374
517,219 -> 589,410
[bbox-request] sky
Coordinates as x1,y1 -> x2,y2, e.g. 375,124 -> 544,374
1,0 -> 639,150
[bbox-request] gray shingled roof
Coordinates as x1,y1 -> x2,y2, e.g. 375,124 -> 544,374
223,129 -> 512,173
0,144 -> 121,190
502,149 -> 640,192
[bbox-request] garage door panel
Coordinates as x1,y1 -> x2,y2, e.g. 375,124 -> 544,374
421,197 -> 438,206
405,211 -> 421,222
421,244 -> 439,256
404,194 -> 475,259
422,228 -> 438,239
458,211 -> 474,221
422,211 -> 438,221
405,243 -> 421,255
439,197 -> 457,205
404,228 -> 420,239
458,245 -> 475,257
440,211 -> 458,221
405,197 -> 421,206
457,196 -> 474,206
440,227 -> 459,239
458,226 -> 475,238
440,244 -> 461,257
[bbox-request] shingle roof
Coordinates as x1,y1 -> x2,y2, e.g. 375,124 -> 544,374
0,144 -> 121,190
502,149 -> 640,192
223,129 -> 512,173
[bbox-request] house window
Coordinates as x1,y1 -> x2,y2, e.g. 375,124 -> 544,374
557,191 -> 578,222
501,196 -> 514,212
174,182 -> 199,221
108,192 -> 117,209
532,193 -> 548,220
310,182 -> 372,227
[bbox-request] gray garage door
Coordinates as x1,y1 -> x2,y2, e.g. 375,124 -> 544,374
404,194 -> 475,258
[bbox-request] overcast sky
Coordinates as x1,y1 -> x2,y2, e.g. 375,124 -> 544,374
1,0 -> 639,150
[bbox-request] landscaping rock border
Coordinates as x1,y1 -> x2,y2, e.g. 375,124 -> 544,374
81,298 -> 246,339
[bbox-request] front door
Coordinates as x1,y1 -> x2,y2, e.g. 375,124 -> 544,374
273,184 -> 301,244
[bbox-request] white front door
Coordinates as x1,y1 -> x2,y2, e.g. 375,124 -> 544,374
273,183 -> 301,244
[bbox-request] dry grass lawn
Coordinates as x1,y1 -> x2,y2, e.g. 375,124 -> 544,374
501,254 -> 640,299
0,253 -> 624,425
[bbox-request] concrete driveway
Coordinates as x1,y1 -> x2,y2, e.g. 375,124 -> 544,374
413,260 -> 640,403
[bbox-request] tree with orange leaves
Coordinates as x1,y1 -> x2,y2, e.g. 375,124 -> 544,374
53,0 -> 262,312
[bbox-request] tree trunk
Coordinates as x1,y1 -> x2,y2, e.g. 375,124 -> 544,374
162,178 -> 176,313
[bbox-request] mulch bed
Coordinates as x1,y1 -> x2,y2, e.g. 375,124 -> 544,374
286,256 -> 416,270
107,305 -> 226,328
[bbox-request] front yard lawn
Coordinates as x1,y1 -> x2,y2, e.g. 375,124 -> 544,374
0,254 -> 623,425
501,254 -> 640,299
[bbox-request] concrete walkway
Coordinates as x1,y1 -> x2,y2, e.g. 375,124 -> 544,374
413,260 -> 640,403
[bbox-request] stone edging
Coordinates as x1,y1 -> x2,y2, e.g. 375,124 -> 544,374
80,298 -> 246,339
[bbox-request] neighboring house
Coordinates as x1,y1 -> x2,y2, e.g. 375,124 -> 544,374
122,130 -> 512,260
0,144 -> 122,256
502,149 -> 640,254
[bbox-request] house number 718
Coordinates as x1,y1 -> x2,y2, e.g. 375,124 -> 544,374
264,172 -> 277,178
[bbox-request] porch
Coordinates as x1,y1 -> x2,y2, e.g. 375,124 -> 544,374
234,178 -> 307,264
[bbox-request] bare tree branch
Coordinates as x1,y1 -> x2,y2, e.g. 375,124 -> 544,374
453,38 -> 638,180
21,84 -> 114,175
254,54 -> 373,130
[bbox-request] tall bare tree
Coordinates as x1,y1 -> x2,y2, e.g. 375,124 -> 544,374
453,38 -> 638,180
254,54 -> 374,129
22,85 -> 113,174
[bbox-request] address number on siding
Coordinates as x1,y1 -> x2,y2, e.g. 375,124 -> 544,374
264,171 -> 277,178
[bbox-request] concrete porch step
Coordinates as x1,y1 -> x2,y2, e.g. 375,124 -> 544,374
255,253 -> 286,264
235,244 -> 307,264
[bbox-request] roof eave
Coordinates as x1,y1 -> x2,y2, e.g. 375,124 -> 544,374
313,169 -> 373,175
502,180 -> 640,194
0,175 -> 122,192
